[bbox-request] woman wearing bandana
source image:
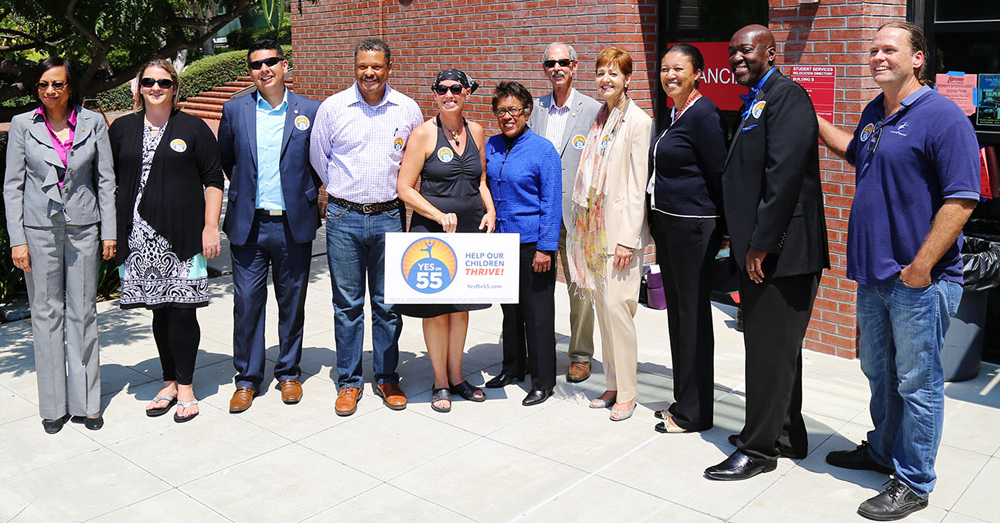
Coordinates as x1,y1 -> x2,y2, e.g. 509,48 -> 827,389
397,69 -> 495,413
568,47 -> 652,422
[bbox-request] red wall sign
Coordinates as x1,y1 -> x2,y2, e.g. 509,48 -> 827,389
667,43 -> 838,119
789,66 -> 836,122
667,42 -> 745,111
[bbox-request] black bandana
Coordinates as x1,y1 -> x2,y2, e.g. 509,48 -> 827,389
432,68 -> 479,94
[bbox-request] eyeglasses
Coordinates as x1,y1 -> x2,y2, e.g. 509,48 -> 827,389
543,59 -> 573,68
434,84 -> 464,95
494,107 -> 525,118
139,78 -> 174,89
866,120 -> 883,154
36,81 -> 67,91
249,56 -> 282,70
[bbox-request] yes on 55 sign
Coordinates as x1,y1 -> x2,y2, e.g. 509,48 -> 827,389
384,232 -> 520,304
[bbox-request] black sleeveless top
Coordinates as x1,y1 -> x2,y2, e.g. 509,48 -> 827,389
409,117 -> 486,233
398,117 -> 490,318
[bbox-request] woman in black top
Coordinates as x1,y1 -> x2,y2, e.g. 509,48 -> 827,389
108,59 -> 224,423
648,44 -> 728,433
397,69 -> 495,413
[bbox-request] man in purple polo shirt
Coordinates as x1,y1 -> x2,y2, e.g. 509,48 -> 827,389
818,22 -> 980,521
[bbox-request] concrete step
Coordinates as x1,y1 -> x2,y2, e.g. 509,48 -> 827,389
185,96 -> 227,106
178,101 -> 224,112
200,91 -> 233,99
180,108 -> 221,120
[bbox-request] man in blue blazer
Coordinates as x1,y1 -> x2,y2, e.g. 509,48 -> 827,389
218,39 -> 322,412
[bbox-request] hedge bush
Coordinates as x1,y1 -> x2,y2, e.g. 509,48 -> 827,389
95,45 -> 293,112
226,23 -> 292,51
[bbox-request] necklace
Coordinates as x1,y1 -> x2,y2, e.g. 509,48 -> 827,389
442,124 -> 461,142
673,90 -> 702,122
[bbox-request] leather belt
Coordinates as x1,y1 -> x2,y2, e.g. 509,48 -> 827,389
255,209 -> 285,216
329,196 -> 402,214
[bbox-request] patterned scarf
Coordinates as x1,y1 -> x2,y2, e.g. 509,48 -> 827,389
567,95 -> 629,292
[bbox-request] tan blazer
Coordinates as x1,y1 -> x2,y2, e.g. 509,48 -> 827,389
601,99 -> 652,255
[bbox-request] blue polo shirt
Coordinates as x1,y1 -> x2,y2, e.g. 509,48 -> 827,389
255,89 -> 288,210
845,86 -> 980,286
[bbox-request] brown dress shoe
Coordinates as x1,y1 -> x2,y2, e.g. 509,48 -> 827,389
374,383 -> 407,410
567,361 -> 591,383
335,387 -> 362,416
229,387 -> 256,413
279,379 -> 303,404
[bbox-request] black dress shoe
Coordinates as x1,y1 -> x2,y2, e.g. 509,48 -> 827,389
522,388 -> 553,406
827,440 -> 894,475
42,414 -> 70,434
485,372 -> 524,389
84,415 -> 104,431
858,477 -> 928,521
727,434 -> 807,459
704,450 -> 777,481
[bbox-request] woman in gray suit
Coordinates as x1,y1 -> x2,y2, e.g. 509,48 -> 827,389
3,57 -> 117,434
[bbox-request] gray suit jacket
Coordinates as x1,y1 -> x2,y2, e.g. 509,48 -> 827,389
529,89 -> 601,229
4,106 -> 116,245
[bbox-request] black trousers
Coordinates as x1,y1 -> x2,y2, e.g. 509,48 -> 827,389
650,212 -> 722,431
152,307 -> 201,386
737,271 -> 819,463
500,242 -> 556,390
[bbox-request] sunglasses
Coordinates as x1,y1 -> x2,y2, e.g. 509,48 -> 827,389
494,107 -> 525,118
249,56 -> 283,70
866,120 -> 883,154
36,81 -> 67,91
434,84 -> 464,95
140,78 -> 174,89
543,59 -> 573,68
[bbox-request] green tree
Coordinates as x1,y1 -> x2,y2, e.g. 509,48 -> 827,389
0,0 -> 267,116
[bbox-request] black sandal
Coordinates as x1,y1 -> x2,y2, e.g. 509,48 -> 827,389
449,381 -> 486,402
431,388 -> 452,413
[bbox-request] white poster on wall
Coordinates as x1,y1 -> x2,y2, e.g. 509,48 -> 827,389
384,232 -> 520,304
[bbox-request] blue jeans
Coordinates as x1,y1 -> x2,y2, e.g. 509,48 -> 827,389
857,277 -> 962,497
325,201 -> 404,388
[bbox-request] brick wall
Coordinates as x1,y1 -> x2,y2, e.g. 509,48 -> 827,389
292,0 -> 661,275
769,0 -> 906,358
293,0 -> 911,359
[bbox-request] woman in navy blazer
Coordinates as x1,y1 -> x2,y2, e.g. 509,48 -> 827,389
484,81 -> 562,406
648,44 -> 728,433
3,57 -> 116,433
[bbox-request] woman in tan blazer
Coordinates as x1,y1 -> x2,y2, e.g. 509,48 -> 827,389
567,47 -> 651,421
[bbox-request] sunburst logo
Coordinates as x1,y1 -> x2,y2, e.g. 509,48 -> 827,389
401,237 -> 457,293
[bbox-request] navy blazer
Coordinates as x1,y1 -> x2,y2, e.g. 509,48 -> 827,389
722,69 -> 829,278
218,90 -> 322,246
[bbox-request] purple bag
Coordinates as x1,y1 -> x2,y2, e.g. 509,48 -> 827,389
642,265 -> 667,310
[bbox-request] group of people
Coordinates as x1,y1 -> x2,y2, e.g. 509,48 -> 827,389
3,20 -> 980,521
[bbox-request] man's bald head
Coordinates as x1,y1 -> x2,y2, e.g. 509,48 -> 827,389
729,24 -> 777,87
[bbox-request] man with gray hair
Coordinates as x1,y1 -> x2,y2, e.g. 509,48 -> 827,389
309,37 -> 423,416
529,42 -> 601,383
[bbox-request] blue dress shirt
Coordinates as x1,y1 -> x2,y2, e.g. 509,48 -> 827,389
256,89 -> 288,210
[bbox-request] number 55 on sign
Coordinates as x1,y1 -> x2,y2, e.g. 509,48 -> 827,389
384,232 -> 520,304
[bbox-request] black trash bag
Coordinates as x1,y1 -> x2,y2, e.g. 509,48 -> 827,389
961,237 -> 1000,291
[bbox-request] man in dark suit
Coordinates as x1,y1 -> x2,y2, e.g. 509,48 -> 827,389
705,25 -> 829,480
218,39 -> 322,413
528,42 -> 602,383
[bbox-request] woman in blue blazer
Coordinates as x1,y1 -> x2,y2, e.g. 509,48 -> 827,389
484,81 -> 562,406
3,57 -> 117,433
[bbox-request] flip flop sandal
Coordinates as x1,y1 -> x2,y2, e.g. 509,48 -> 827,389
449,381 -> 486,402
430,388 -> 451,413
146,395 -> 178,417
173,400 -> 199,423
